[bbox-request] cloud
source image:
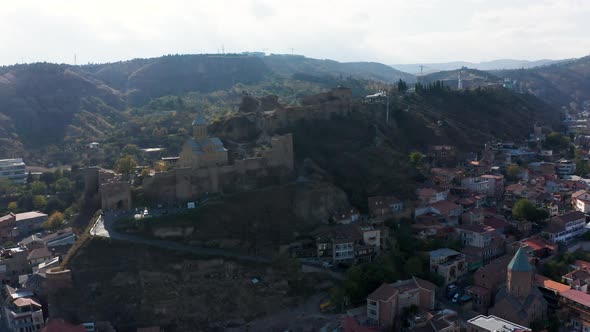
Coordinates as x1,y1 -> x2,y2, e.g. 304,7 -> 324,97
0,0 -> 588,65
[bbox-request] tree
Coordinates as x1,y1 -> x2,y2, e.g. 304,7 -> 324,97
41,211 -> 65,230
512,199 -> 549,222
32,195 -> 47,210
54,178 -> 74,193
116,155 -> 138,176
31,181 -> 47,195
7,201 -> 17,212
506,164 -> 521,181
409,152 -> 423,167
397,79 -> 408,93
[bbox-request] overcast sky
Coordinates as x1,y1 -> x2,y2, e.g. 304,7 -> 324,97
1,0 -> 589,66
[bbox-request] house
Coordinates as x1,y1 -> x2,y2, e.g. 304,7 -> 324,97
466,315 -> 531,332
416,200 -> 462,224
428,145 -> 457,166
417,187 -> 448,205
488,248 -> 547,327
20,227 -> 76,255
27,247 -> 53,266
367,277 -> 436,328
430,248 -> 467,285
517,235 -> 558,259
462,207 -> 484,225
368,196 -> 403,218
543,211 -> 587,244
331,208 -> 361,224
3,285 -> 45,332
562,268 -> 590,292
572,190 -> 590,213
472,255 -> 513,309
534,274 -> 570,310
559,289 -> 590,331
465,285 -> 492,314
313,225 -> 378,264
406,309 -> 460,332
34,256 -> 59,274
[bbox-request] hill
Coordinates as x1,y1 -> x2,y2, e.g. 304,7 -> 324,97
0,63 -> 126,158
263,54 -> 416,83
495,55 -> 590,108
392,59 -> 563,75
420,68 -> 500,89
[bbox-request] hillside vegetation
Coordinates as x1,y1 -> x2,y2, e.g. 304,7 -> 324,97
496,55 -> 590,107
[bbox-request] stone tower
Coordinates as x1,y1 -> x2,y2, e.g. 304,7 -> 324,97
507,247 -> 533,299
192,113 -> 208,139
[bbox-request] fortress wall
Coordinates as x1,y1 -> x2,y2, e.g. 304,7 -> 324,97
100,182 -> 132,210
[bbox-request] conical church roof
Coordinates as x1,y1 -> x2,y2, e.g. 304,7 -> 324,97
192,113 -> 207,126
508,247 -> 532,272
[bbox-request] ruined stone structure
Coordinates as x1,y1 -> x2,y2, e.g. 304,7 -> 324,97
84,167 -> 132,210
142,115 -> 294,205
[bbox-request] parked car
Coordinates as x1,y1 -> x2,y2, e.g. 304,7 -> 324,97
451,293 -> 460,303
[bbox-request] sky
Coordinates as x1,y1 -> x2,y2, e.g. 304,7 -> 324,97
1,0 -> 589,66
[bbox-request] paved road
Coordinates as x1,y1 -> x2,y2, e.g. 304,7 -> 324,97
90,213 -> 272,263
90,211 -> 345,280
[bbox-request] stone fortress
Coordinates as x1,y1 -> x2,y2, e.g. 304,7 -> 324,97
87,87 -> 353,209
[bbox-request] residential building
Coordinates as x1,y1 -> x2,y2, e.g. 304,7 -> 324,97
517,235 -> 558,259
428,145 -> 457,166
466,315 -> 531,332
481,174 -> 505,198
0,213 -> 20,243
416,200 -> 462,224
489,248 -> 547,327
0,158 -> 26,183
543,211 -> 587,244
0,247 -> 32,285
27,247 -> 53,267
42,319 -> 86,332
417,187 -> 448,205
367,277 -> 436,328
3,285 -> 45,332
14,212 -> 48,236
557,159 -> 577,177
430,248 -> 467,285
313,225 -> 379,264
368,196 -> 403,218
534,274 -> 570,310
367,283 -> 398,329
573,190 -> 590,214
461,176 -> 492,196
559,289 -> 590,331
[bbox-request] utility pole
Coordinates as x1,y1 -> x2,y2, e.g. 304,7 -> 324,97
386,91 -> 390,124
74,53 -> 77,66
289,48 -> 294,55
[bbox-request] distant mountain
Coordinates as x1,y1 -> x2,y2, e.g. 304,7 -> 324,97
391,59 -> 564,75
495,55 -> 590,108
263,54 -> 416,84
421,68 -> 500,85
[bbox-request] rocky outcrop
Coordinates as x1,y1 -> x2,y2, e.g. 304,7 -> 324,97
49,238 -> 323,331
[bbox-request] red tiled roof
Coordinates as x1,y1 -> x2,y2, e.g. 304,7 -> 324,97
42,319 -> 86,332
561,289 -> 590,307
368,283 -> 398,302
575,260 -> 590,270
522,236 -> 557,252
484,216 -> 509,230
27,247 -> 52,261
466,284 -> 490,296
430,200 -> 461,215
534,274 -> 570,294
414,276 -> 436,292
0,213 -> 16,225
14,297 -> 41,307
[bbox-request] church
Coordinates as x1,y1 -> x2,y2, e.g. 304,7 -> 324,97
489,247 -> 547,327
178,114 -> 228,169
